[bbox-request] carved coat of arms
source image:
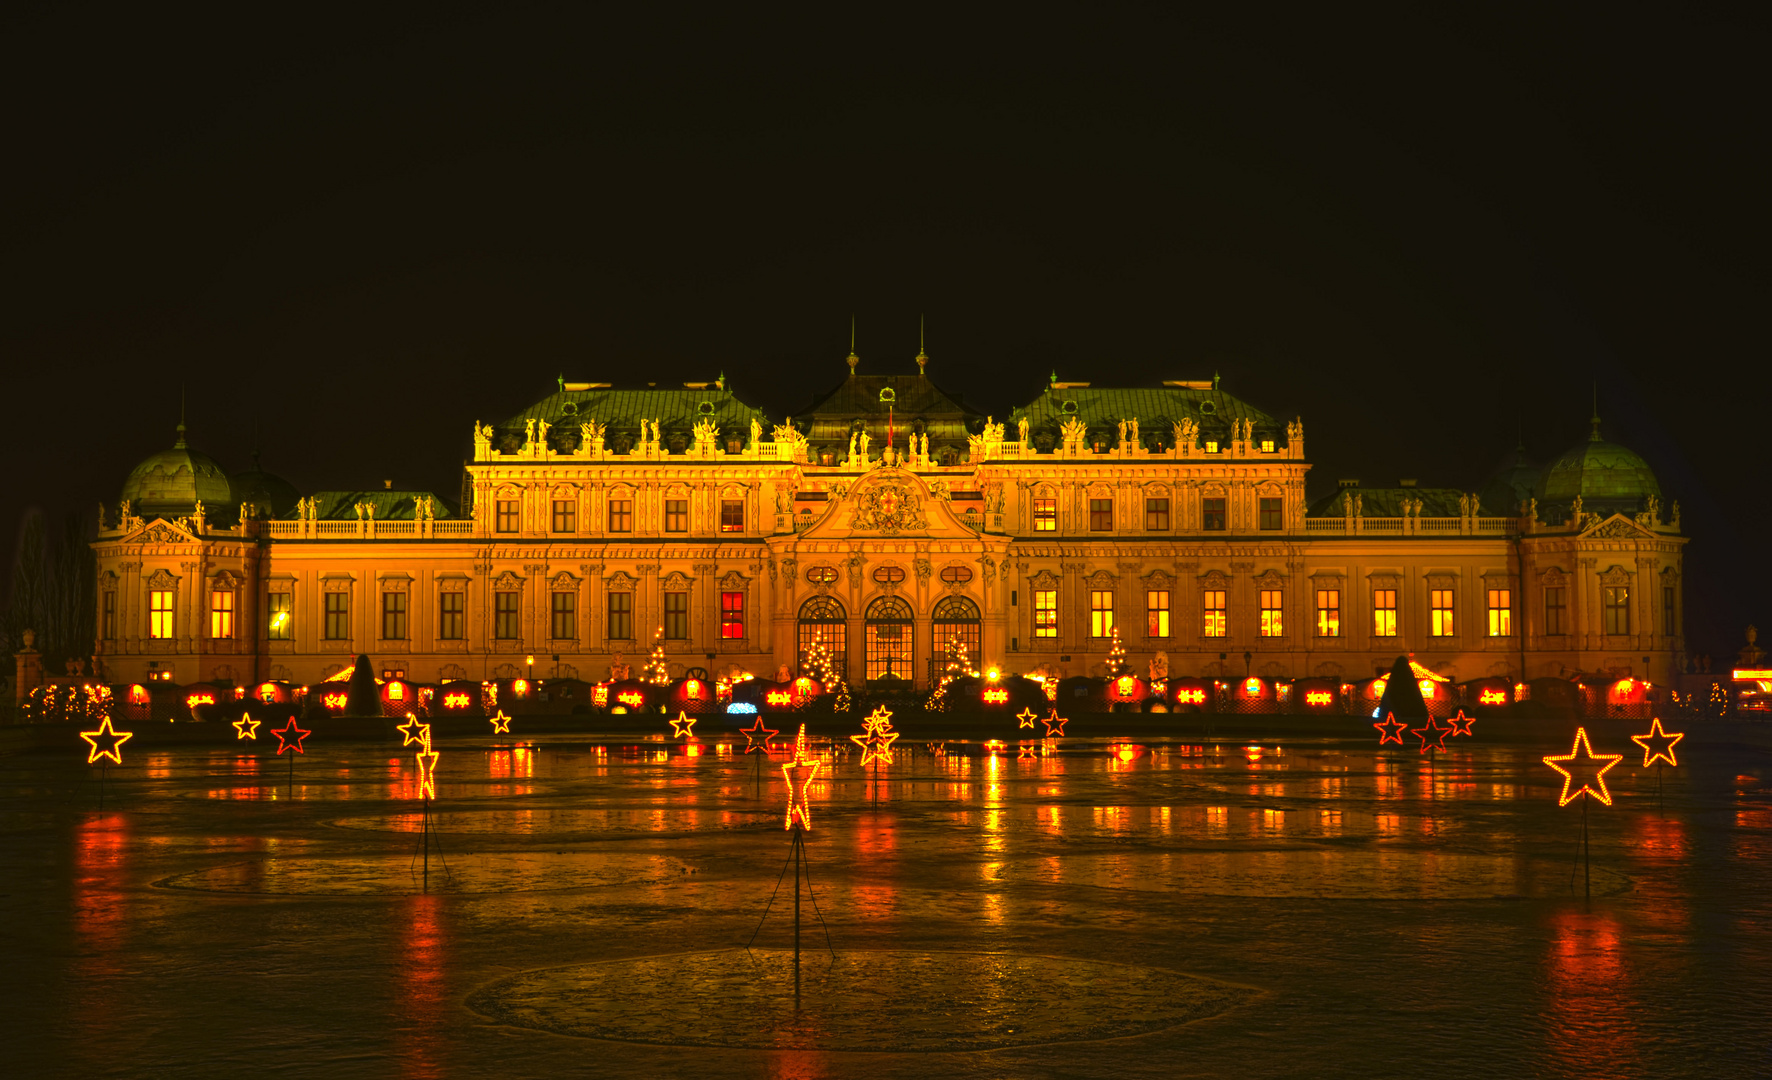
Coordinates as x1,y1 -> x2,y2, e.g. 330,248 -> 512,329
850,478 -> 928,535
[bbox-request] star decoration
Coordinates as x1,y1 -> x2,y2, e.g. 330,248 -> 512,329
232,712 -> 261,741
669,712 -> 697,739
415,736 -> 439,801
861,705 -> 895,736
1411,716 -> 1451,754
1017,742 -> 1040,760
850,724 -> 899,767
740,719 -> 779,754
782,723 -> 821,830
1445,711 -> 1475,737
80,716 -> 134,765
1544,727 -> 1624,806
271,719 -> 312,756
1630,717 -> 1685,769
1041,710 -> 1068,737
397,714 -> 431,747
1373,713 -> 1407,746
1016,708 -> 1038,730
488,710 -> 512,734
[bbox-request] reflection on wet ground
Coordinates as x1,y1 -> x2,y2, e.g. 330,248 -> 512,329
5,733 -> 1770,1078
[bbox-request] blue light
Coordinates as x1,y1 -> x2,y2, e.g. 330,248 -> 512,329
725,703 -> 758,714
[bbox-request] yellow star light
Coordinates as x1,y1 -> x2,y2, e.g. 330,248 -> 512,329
1016,708 -> 1038,730
488,710 -> 512,734
396,714 -> 431,747
1544,727 -> 1624,807
862,705 -> 895,736
1018,741 -> 1040,760
415,741 -> 440,801
850,725 -> 899,767
232,712 -> 261,741
782,723 -> 822,831
80,716 -> 134,765
1630,717 -> 1685,769
669,712 -> 697,739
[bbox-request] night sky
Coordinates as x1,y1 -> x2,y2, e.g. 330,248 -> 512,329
2,7 -> 1764,658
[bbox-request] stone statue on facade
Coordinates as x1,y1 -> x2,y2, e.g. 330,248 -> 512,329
524,418 -> 538,450
1018,415 -> 1030,445
1150,650 -> 1169,680
609,653 -> 631,681
1670,500 -> 1682,531
858,430 -> 870,461
1116,418 -> 1128,447
1570,495 -> 1583,528
473,421 -> 492,458
1060,415 -> 1087,446
750,417 -> 762,451
1129,417 -> 1140,447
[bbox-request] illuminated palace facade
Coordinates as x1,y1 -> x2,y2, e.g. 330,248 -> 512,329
93,351 -> 1688,692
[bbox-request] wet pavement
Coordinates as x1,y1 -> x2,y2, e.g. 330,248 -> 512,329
5,728 -> 1770,1077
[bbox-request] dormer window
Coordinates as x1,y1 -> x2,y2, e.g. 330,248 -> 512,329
1205,440 -> 1220,453
1198,401 -> 1217,415
697,401 -> 715,415
1260,439 -> 1275,453
879,388 -> 896,404
1060,400 -> 1078,414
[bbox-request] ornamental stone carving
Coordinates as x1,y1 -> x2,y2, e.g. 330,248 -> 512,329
1598,565 -> 1633,587
1028,569 -> 1061,591
914,558 -> 932,582
849,476 -> 929,535
1198,569 -> 1230,589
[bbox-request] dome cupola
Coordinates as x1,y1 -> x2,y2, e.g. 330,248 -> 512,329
119,414 -> 234,521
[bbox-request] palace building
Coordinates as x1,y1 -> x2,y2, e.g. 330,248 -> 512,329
91,347 -> 1687,695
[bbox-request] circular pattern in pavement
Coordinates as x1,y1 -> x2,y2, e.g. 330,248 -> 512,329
155,850 -> 687,895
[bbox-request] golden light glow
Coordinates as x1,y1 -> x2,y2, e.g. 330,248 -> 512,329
1479,689 -> 1507,705
1304,690 -> 1333,706
80,716 -> 134,765
512,679 -> 529,695
782,723 -> 821,830
983,689 -> 1008,704
617,691 -> 644,707
186,692 -> 216,707
593,685 -> 609,707
1630,717 -> 1685,769
1544,728 -> 1624,806
766,690 -> 793,706
1176,687 -> 1206,705
321,691 -> 348,712
232,712 -> 260,740
443,692 -> 471,710
1242,677 -> 1262,696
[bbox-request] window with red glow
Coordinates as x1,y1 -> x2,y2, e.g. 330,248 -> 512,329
720,499 -> 744,533
1203,590 -> 1227,637
721,591 -> 745,639
1034,590 -> 1057,638
1147,590 -> 1170,638
1033,497 -> 1056,531
1260,590 -> 1283,637
1316,590 -> 1339,637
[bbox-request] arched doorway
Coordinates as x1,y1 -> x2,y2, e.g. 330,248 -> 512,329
865,595 -> 915,686
930,594 -> 982,678
796,595 -> 848,676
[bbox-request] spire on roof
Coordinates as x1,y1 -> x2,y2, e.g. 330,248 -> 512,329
1589,382 -> 1602,441
915,314 -> 927,376
557,373 -> 565,393
1212,371 -> 1221,391
847,316 -> 859,374
716,370 -> 726,391
175,385 -> 187,449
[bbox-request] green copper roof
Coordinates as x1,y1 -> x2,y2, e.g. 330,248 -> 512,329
1011,386 -> 1284,446
496,387 -> 770,451
287,491 -> 456,521
1537,428 -> 1660,510
1306,486 -> 1500,518
120,431 -> 234,519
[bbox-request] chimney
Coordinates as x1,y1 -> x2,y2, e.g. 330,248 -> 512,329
1398,479 -> 1417,487
383,480 -> 393,490
1338,479 -> 1360,490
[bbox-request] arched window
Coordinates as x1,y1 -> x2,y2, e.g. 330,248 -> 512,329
797,595 -> 848,676
865,595 -> 915,684
931,594 -> 982,676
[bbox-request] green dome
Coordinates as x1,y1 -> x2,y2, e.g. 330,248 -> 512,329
120,425 -> 234,520
230,456 -> 300,519
1537,421 -> 1660,513
1479,445 -> 1541,517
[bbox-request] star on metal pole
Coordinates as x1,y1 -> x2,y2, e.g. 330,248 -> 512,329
1445,710 -> 1475,737
782,724 -> 821,831
740,719 -> 779,754
80,716 -> 134,765
232,712 -> 261,741
397,714 -> 432,747
1041,710 -> 1068,737
1411,716 -> 1451,754
669,712 -> 697,739
415,733 -> 440,801
1373,713 -> 1407,746
1630,717 -> 1685,769
271,719 -> 312,755
1544,727 -> 1624,806
488,710 -> 512,734
1016,707 -> 1038,730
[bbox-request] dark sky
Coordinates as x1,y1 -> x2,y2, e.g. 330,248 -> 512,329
2,6 -> 1765,657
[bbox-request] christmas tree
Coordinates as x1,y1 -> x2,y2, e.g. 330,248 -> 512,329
800,634 -> 851,713
642,627 -> 671,685
926,632 -> 976,711
1104,625 -> 1132,678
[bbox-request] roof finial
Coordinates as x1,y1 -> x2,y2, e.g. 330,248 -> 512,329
175,385 -> 187,448
1589,382 -> 1601,442
847,316 -> 859,374
915,314 -> 927,375
1212,370 -> 1221,391
716,370 -> 726,391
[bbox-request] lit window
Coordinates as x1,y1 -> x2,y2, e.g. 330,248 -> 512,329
267,592 -> 291,640
1316,590 -> 1340,637
1203,589 -> 1227,638
720,499 -> 744,533
1034,498 -> 1057,531
1090,498 -> 1113,531
940,565 -> 973,585
552,499 -> 576,533
381,592 -> 407,640
1145,498 -> 1169,531
1544,587 -> 1566,635
665,499 -> 687,532
1260,438 -> 1275,453
1259,497 -> 1282,531
211,589 -> 235,640
1260,590 -> 1283,637
1431,589 -> 1455,637
324,592 -> 350,641
608,499 -> 632,533
664,591 -> 688,640
495,591 -> 520,640
150,589 -> 174,639
607,592 -> 632,640
1034,590 -> 1058,637
1146,590 -> 1170,638
1373,589 -> 1397,637
1604,586 -> 1630,635
1205,440 -> 1219,453
551,592 -> 576,639
1090,591 -> 1115,637
438,591 -> 464,640
496,499 -> 519,533
1202,497 -> 1226,531
1487,589 -> 1512,637
721,591 -> 745,639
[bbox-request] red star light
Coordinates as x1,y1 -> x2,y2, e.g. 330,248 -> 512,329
1630,717 -> 1685,769
80,716 -> 134,765
782,724 -> 821,831
1544,727 -> 1624,806
397,714 -> 431,747
232,712 -> 261,741
1412,716 -> 1451,754
1015,708 -> 1038,730
1373,713 -> 1407,746
669,712 -> 697,739
271,719 -> 311,756
1445,711 -> 1475,737
740,719 -> 779,754
488,710 -> 512,734
1042,710 -> 1068,737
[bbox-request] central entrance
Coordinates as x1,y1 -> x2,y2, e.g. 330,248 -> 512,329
865,595 -> 915,687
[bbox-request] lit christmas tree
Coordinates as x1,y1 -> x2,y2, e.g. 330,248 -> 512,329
642,627 -> 671,685
800,634 -> 851,713
1104,625 -> 1132,678
926,632 -> 976,711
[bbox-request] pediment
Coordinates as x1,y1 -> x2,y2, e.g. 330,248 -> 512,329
796,468 -> 978,540
125,519 -> 197,546
1580,513 -> 1656,540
